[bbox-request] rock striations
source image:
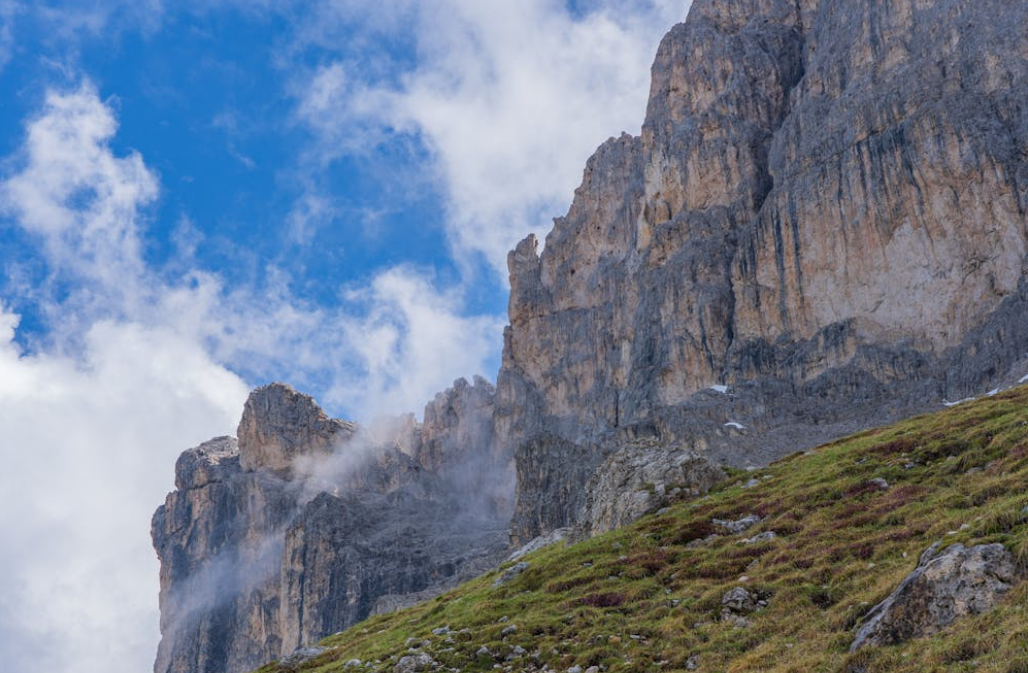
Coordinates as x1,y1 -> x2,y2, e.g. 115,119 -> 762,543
153,1 -> 1028,671
152,382 -> 509,673
501,0 -> 1028,544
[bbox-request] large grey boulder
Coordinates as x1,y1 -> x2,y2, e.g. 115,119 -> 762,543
851,543 -> 1021,650
583,442 -> 726,536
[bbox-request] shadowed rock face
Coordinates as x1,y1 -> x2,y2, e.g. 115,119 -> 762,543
152,381 -> 508,673
502,0 -> 1028,543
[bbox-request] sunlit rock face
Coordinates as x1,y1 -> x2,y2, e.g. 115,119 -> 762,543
236,384 -> 356,473
152,381 -> 509,673
501,0 -> 1028,541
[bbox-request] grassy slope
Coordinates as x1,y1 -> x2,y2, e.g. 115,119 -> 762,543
258,386 -> 1028,673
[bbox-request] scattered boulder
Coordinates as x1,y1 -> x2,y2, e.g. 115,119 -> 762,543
720,587 -> 768,626
494,562 -> 530,587
278,646 -> 326,668
743,531 -> 777,545
509,528 -> 573,561
394,652 -> 438,673
851,543 -> 1021,651
583,444 -> 726,536
713,515 -> 761,535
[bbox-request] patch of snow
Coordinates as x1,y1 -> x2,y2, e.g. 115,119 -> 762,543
943,397 -> 976,407
724,421 -> 746,430
1020,373 -> 1028,384
986,388 -> 1001,397
710,384 -> 729,394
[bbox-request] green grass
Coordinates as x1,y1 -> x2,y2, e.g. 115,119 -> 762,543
256,385 -> 1028,673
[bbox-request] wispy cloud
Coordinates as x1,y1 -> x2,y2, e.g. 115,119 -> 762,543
1,82 -> 503,416
0,82 -> 157,325
289,0 -> 687,275
332,265 -> 505,417
0,1 -> 19,72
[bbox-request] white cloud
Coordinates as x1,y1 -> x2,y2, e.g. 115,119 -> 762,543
0,82 -> 157,329
293,0 -> 688,275
1,83 -> 502,419
0,83 -> 506,673
0,302 -> 249,673
333,266 -> 505,417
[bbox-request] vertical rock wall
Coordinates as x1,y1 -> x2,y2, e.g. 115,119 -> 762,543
152,381 -> 508,673
501,0 -> 1028,542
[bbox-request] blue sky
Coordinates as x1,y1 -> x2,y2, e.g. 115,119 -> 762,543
0,1 -> 685,672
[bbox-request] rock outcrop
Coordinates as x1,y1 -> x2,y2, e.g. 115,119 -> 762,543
237,384 -> 356,472
851,543 -> 1023,650
512,439 -> 725,544
153,382 -> 508,673
500,0 -> 1028,541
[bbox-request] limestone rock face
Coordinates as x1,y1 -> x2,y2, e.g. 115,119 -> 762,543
153,437 -> 297,673
851,543 -> 1022,650
417,376 -> 496,472
279,491 -> 506,653
153,380 -> 509,673
583,443 -> 726,537
510,439 -> 725,546
501,0 -> 1028,540
237,383 -> 356,472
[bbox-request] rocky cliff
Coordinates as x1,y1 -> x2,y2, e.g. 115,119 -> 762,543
502,0 -> 1028,544
152,382 -> 509,673
154,0 -> 1028,670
